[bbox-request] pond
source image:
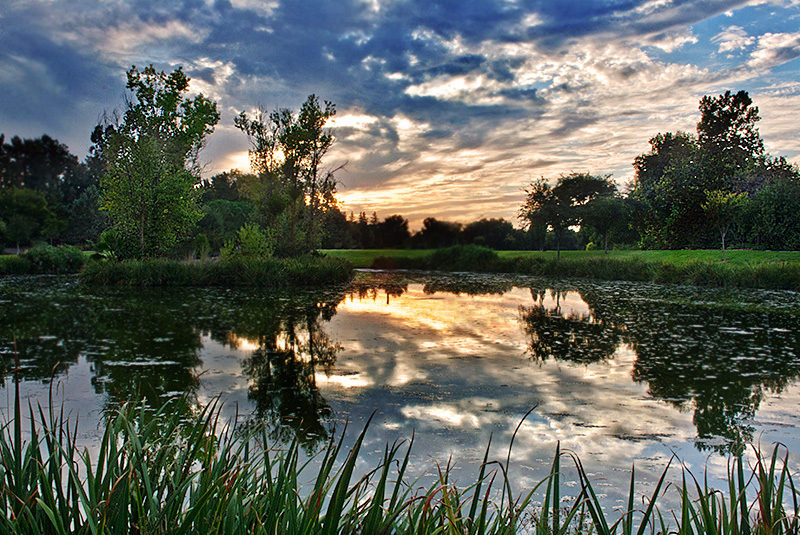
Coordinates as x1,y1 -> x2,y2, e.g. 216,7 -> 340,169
2,270 -> 800,508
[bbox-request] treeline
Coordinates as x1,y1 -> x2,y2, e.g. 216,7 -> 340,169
2,74 -> 799,258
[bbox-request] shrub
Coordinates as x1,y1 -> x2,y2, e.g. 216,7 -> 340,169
21,245 -> 86,274
220,223 -> 274,261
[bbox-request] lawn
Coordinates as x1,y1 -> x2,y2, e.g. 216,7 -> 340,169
323,248 -> 800,269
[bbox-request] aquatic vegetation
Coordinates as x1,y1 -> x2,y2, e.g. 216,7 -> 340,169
1,388 -> 799,534
77,255 -> 353,287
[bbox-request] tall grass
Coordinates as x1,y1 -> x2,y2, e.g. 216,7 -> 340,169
2,377 -> 799,534
78,256 -> 354,287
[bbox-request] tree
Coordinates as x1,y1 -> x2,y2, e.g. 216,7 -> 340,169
413,218 -> 462,249
629,91 -> 798,249
582,195 -> 629,254
701,190 -> 748,261
0,187 -> 58,252
97,65 -> 219,257
235,95 -> 337,256
520,173 -> 614,258
462,218 -> 519,249
377,215 -> 410,248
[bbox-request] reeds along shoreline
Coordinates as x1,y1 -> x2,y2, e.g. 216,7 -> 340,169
1,387 -> 798,534
371,245 -> 800,291
77,255 -> 354,287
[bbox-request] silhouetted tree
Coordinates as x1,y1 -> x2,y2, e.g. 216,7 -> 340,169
377,214 -> 410,248
413,217 -> 462,248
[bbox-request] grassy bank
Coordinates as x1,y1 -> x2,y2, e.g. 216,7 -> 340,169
323,247 -> 800,290
1,394 -> 797,534
79,256 -> 354,287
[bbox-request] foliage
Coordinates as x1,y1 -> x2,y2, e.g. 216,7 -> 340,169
235,95 -> 337,256
78,255 -> 353,287
197,198 -> 255,252
220,222 -> 274,261
97,65 -> 219,258
0,245 -> 85,275
0,187 -> 61,251
702,190 -> 749,260
747,177 -> 800,249
1,391 -> 799,534
411,217 -> 463,248
580,195 -> 629,254
520,173 -> 615,258
631,90 -> 800,250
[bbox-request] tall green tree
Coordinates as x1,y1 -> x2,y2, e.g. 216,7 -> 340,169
235,95 -> 337,256
97,65 -> 219,258
631,90 -> 800,249
582,195 -> 629,254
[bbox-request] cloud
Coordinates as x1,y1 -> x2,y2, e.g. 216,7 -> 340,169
1,0 -> 799,224
747,31 -> 800,69
712,25 -> 756,53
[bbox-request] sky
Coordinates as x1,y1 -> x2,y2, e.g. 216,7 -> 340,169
2,0 -> 799,228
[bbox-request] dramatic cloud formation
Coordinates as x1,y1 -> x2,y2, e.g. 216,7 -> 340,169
1,0 -> 799,226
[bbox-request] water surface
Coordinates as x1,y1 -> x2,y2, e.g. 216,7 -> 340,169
2,271 -> 800,506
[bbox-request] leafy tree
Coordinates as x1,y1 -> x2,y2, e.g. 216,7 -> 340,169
197,199 -> 255,252
376,215 -> 410,248
697,90 -> 764,177
462,218 -> 519,249
412,218 -> 462,249
200,169 -> 246,203
97,65 -> 219,258
631,90 -> 800,249
235,95 -> 337,256
0,134 -> 83,195
702,190 -> 748,260
747,177 -> 800,249
0,188 -> 58,252
582,195 -> 629,254
520,173 -> 614,258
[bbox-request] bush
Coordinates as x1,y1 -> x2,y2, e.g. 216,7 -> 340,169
220,223 -> 274,261
22,245 -> 86,274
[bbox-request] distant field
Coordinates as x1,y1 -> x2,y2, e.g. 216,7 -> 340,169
322,248 -> 800,269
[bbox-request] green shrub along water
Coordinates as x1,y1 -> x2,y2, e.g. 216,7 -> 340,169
78,255 -> 354,287
1,388 -> 798,534
367,245 -> 800,290
0,245 -> 86,275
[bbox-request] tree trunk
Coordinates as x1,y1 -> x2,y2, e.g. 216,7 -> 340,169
603,233 -> 608,254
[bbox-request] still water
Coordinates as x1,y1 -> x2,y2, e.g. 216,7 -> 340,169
2,271 -> 800,506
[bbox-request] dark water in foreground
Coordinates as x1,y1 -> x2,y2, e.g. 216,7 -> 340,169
2,271 -> 800,506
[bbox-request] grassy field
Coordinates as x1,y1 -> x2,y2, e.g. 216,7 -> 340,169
321,247 -> 800,290
323,248 -> 800,268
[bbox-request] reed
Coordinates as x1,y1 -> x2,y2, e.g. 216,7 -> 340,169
1,387 -> 798,534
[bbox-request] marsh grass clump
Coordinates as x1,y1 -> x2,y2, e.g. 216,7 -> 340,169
78,255 -> 353,287
2,379 -> 799,535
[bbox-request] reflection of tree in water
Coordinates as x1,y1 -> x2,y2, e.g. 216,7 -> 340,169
214,293 -> 344,454
87,291 -> 203,410
618,302 -> 800,454
519,288 -> 621,364
575,281 -> 800,454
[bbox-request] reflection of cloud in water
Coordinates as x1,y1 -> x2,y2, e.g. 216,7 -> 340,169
326,285 -> 702,503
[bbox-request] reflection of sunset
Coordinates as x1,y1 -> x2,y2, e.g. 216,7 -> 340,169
339,284 -> 537,340
314,372 -> 372,388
